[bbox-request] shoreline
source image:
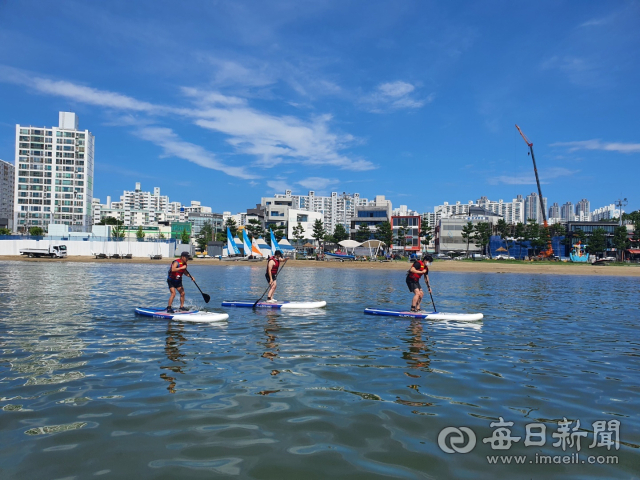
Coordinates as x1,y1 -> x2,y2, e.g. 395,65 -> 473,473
2,255 -> 640,277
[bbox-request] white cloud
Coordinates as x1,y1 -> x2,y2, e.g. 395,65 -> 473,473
362,81 -> 431,112
266,179 -> 290,192
0,66 -> 375,174
135,127 -> 258,180
550,140 -> 640,154
297,177 -> 339,190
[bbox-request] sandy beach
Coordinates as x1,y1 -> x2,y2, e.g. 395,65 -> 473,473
2,255 -> 640,277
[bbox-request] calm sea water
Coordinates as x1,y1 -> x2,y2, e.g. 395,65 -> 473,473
0,261 -> 638,479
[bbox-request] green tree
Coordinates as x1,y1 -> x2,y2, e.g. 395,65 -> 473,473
374,221 -> 394,254
612,226 -> 630,261
245,219 -> 264,240
0,227 -> 11,235
513,222 -> 526,259
180,229 -> 191,244
550,223 -> 566,238
472,222 -> 491,257
159,232 -> 166,240
98,216 -> 121,226
273,224 -> 287,242
224,217 -> 238,238
525,220 -> 542,257
333,224 -> 349,243
397,226 -> 408,254
496,219 -> 510,253
28,226 -> 44,236
215,231 -> 226,243
292,222 -> 305,247
135,226 -> 145,240
587,228 -> 607,257
196,221 -> 213,252
420,219 -> 433,250
356,222 -> 372,243
461,221 -> 475,257
111,221 -> 125,240
312,219 -> 326,251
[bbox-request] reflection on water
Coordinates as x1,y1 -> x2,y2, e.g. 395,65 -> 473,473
0,260 -> 638,479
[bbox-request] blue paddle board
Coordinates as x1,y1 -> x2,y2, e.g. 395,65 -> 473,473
222,300 -> 326,309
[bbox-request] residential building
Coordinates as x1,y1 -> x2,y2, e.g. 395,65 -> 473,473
561,202 -> 574,222
435,206 -> 503,254
434,196 -> 524,225
391,213 -> 421,253
286,209 -> 324,243
575,199 -> 590,219
591,204 -> 623,221
265,190 -> 370,235
0,159 -> 15,229
524,192 -> 548,223
188,211 -> 223,238
14,112 -> 95,232
549,202 -> 560,220
350,195 -> 393,239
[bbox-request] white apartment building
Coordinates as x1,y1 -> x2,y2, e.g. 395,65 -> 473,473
0,159 -> 15,229
14,112 -> 95,232
266,190 -> 371,234
286,209 -> 324,241
591,204 -> 623,221
575,199 -> 590,218
434,196 -> 524,225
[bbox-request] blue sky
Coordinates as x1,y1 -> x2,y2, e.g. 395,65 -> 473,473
1,0 -> 638,214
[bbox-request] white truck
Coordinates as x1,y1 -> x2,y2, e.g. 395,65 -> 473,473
20,244 -> 68,258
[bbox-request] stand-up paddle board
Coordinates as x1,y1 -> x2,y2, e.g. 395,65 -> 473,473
364,307 -> 483,321
222,300 -> 326,309
135,307 -> 229,322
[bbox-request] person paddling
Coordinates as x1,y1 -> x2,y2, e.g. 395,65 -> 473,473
167,251 -> 194,313
265,250 -> 286,303
406,254 -> 433,312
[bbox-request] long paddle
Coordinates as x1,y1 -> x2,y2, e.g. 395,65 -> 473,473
253,257 -> 287,308
426,285 -> 436,313
186,270 -> 210,303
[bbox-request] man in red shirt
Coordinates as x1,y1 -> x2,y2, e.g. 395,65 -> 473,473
167,251 -> 194,313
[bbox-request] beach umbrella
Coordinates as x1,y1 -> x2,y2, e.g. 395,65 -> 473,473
496,247 -> 508,252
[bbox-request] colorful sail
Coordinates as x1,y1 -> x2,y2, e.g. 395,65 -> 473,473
242,229 -> 252,257
251,237 -> 264,257
270,228 -> 281,256
227,227 -> 240,255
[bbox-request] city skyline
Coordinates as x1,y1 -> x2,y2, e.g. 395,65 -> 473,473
0,1 -> 638,214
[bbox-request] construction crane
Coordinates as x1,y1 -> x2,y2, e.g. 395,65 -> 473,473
515,124 -> 554,258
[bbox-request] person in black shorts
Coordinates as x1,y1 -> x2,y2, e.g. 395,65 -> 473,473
406,254 -> 433,312
265,250 -> 286,303
167,251 -> 194,313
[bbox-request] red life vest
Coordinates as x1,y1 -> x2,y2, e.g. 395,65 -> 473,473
168,259 -> 186,280
407,261 -> 427,281
266,257 -> 280,277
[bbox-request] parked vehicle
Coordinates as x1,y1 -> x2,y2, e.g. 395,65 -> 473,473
20,244 -> 67,258
495,254 -> 515,260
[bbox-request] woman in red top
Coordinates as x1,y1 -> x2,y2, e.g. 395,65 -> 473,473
406,254 -> 433,312
265,250 -> 286,303
167,251 -> 194,313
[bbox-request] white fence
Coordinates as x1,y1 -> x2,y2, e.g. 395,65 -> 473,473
0,238 -> 183,258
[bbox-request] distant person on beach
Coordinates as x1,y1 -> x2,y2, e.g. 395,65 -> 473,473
265,250 -> 286,303
167,251 -> 194,313
406,254 -> 433,312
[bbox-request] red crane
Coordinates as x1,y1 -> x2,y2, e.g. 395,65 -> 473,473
515,124 -> 554,258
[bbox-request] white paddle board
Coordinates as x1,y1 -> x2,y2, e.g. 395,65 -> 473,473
364,307 -> 483,321
221,300 -> 327,309
135,307 -> 229,322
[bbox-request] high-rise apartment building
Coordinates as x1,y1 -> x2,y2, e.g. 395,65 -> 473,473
524,193 -> 547,223
560,202 -> 574,222
0,159 -> 15,229
264,190 -> 371,234
14,112 -> 94,232
548,202 -> 560,220
476,195 -> 525,224
575,199 -> 590,218
591,204 -> 622,221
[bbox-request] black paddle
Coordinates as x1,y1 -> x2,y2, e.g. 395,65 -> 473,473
426,285 -> 436,312
253,257 -> 287,308
186,270 -> 210,303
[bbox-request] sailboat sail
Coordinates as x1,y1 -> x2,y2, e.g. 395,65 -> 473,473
270,229 -> 281,256
227,227 -> 241,255
251,237 -> 264,257
242,229 -> 252,257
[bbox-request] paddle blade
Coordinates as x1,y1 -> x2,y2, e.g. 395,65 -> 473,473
203,293 -> 211,303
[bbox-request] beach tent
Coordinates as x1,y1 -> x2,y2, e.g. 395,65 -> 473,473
496,247 -> 508,252
338,240 -> 361,256
277,239 -> 296,251
357,239 -> 385,257
256,237 -> 271,257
